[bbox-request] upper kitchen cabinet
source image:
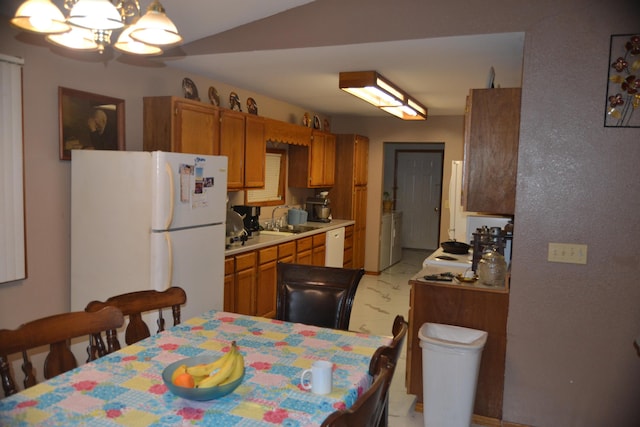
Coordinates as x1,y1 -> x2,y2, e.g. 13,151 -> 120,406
143,96 -> 220,155
463,88 -> 521,215
220,109 -> 266,190
288,130 -> 336,188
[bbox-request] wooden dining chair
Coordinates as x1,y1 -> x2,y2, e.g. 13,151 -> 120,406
84,286 -> 187,348
276,263 -> 364,330
321,354 -> 394,427
367,315 -> 409,427
0,306 -> 124,398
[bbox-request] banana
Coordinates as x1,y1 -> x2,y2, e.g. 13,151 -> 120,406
219,351 -> 244,386
186,341 -> 237,377
197,344 -> 240,388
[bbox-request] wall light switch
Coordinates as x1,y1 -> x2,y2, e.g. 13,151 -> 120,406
548,243 -> 588,264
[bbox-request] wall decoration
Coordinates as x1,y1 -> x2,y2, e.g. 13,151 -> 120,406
208,86 -> 220,106
229,92 -> 242,111
302,112 -> 310,127
182,78 -> 200,101
313,115 -> 321,129
58,87 -> 125,161
604,34 -> 640,127
247,97 -> 258,115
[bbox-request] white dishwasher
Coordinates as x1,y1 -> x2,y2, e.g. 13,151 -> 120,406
324,227 -> 345,267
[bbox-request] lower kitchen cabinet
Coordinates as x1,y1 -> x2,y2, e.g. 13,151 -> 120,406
256,246 -> 278,318
407,279 -> 508,422
343,225 -> 354,268
224,235 -> 332,317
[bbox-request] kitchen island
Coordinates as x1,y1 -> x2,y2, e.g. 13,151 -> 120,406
223,219 -> 355,319
407,264 -> 509,425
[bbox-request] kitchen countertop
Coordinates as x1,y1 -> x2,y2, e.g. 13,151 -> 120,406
411,264 -> 510,293
224,219 -> 355,256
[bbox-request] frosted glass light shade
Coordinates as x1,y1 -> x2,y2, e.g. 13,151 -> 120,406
114,24 -> 163,55
11,0 -> 70,34
130,1 -> 182,46
46,26 -> 99,51
68,0 -> 124,30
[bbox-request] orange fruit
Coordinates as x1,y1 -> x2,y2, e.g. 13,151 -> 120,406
173,372 -> 195,388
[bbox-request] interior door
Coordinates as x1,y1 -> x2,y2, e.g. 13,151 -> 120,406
395,151 -> 443,250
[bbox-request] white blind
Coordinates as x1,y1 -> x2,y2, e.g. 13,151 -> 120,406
247,152 -> 283,203
0,54 -> 26,283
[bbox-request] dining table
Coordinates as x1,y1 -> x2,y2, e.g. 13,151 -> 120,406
0,310 -> 392,426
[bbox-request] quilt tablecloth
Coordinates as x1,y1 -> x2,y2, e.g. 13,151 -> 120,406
0,310 -> 391,427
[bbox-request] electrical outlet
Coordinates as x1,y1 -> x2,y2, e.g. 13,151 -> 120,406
548,243 -> 588,264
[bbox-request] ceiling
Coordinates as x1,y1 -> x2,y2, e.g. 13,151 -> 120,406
4,0 -> 525,118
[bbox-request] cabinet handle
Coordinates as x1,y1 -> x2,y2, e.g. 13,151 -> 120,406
434,207 -> 439,212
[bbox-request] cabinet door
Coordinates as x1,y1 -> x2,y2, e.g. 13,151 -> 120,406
312,233 -> 326,266
256,246 -> 277,318
354,135 -> 369,186
256,259 -> 277,318
323,133 -> 336,186
233,252 -> 256,315
244,115 -> 266,188
308,134 -> 326,187
223,257 -> 235,312
175,101 -> 220,155
463,88 -> 521,215
353,186 -> 367,269
220,110 -> 246,189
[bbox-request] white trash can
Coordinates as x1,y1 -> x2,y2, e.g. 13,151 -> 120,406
419,323 -> 488,427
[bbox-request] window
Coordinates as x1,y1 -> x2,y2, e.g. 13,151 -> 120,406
245,149 -> 286,206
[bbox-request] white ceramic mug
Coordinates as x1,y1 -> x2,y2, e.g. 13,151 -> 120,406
300,360 -> 333,394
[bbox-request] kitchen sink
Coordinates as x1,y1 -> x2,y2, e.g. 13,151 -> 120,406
260,225 -> 321,236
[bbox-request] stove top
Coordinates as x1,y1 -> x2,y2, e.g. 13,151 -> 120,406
423,247 -> 473,269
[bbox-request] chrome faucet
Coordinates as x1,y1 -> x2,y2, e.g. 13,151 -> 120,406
271,205 -> 289,230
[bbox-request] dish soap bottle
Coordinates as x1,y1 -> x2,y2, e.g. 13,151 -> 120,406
477,245 -> 507,286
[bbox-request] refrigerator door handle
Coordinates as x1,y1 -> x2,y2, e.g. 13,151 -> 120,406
164,162 -> 175,230
164,232 -> 173,291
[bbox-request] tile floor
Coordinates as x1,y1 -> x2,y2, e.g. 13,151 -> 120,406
349,248 -> 482,427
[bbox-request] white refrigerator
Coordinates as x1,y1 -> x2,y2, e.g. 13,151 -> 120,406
70,150 -> 228,322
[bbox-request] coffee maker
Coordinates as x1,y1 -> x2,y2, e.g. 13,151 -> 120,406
305,194 -> 331,223
231,205 -> 261,236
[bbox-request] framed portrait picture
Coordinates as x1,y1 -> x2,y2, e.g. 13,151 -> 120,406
58,87 -> 125,160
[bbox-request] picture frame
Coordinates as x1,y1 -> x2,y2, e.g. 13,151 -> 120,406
604,34 -> 640,128
58,87 -> 125,160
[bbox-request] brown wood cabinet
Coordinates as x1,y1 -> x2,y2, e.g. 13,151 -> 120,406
278,241 -> 296,264
343,225 -> 354,268
463,88 -> 521,215
143,96 -> 220,155
407,279 -> 509,421
288,130 -> 336,188
229,252 -> 257,316
256,246 -> 278,318
220,109 -> 266,190
312,233 -> 326,266
329,134 -> 369,269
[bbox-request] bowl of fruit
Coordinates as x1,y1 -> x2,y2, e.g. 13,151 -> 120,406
162,341 -> 245,401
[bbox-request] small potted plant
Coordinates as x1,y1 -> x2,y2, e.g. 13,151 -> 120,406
382,191 -> 393,213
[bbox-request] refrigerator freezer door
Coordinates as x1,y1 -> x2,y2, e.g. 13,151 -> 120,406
151,152 -> 227,231
150,224 -> 225,320
71,150 -> 153,311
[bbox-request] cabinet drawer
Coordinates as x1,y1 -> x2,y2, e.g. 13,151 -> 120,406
259,246 -> 278,264
312,233 -> 326,246
297,236 -> 312,252
224,257 -> 234,275
278,241 -> 296,259
235,252 -> 256,271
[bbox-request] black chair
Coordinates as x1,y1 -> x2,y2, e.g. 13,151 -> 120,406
368,315 -> 409,427
321,354 -> 394,427
276,263 -> 364,330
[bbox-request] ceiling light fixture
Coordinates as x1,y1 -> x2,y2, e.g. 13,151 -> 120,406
339,71 -> 428,120
11,0 -> 182,55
